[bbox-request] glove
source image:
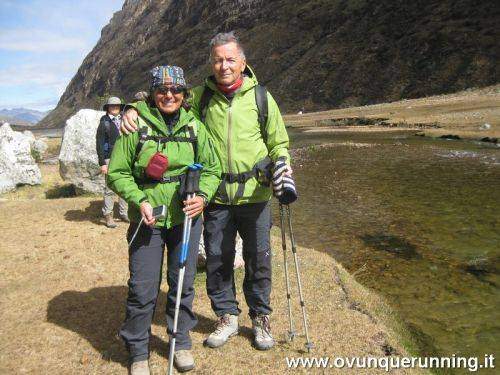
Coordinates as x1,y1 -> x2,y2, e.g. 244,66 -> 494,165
272,159 -> 297,204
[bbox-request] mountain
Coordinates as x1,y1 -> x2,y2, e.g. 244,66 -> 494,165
0,108 -> 50,125
38,0 -> 500,128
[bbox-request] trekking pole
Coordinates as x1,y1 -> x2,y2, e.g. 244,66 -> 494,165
285,204 -> 314,352
279,203 -> 296,341
168,164 -> 203,375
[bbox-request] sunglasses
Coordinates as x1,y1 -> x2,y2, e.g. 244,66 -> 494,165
155,85 -> 186,95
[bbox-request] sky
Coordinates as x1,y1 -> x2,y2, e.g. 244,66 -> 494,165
0,0 -> 124,112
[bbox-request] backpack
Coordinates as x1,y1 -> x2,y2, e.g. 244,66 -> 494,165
198,84 -> 269,143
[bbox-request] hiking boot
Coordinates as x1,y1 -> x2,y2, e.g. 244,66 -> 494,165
252,314 -> 275,350
129,360 -> 150,375
174,349 -> 195,372
204,314 -> 239,348
119,214 -> 130,223
104,214 -> 117,228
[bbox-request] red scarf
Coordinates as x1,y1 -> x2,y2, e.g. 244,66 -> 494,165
217,76 -> 243,94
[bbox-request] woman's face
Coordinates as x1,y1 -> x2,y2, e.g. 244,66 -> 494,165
153,85 -> 184,114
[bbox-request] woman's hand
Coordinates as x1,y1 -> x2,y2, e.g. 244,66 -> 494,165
183,195 -> 205,218
139,201 -> 156,226
121,108 -> 139,134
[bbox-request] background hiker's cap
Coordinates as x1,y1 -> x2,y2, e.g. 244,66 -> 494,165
103,96 -> 124,111
134,91 -> 149,101
150,65 -> 186,89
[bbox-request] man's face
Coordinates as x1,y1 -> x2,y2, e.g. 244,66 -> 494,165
153,85 -> 184,115
107,105 -> 121,116
211,42 -> 246,86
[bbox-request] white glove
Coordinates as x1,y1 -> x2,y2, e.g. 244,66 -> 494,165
272,159 -> 295,199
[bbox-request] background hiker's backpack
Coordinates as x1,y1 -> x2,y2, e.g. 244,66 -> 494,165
199,84 -> 269,143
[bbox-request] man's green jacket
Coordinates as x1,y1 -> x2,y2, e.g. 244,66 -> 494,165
190,66 -> 290,205
107,102 -> 221,228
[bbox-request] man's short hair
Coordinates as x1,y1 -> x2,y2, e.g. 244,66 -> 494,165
209,31 -> 246,60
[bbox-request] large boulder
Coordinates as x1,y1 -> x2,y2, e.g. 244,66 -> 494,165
0,123 -> 42,193
59,109 -> 105,193
23,130 -> 48,159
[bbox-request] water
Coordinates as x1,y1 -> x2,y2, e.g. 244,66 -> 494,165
278,128 -> 499,363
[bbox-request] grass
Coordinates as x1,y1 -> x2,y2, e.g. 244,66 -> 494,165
0,164 -> 424,374
283,84 -> 500,140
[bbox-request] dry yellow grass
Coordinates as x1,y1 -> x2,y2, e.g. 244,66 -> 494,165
0,190 -> 424,374
284,84 -> 500,139
0,125 -> 432,374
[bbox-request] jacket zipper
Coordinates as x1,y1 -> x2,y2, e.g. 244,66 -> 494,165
227,100 -> 233,204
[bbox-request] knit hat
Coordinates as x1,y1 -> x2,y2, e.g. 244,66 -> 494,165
150,65 -> 186,89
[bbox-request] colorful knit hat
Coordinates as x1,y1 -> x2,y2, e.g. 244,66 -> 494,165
150,65 -> 186,89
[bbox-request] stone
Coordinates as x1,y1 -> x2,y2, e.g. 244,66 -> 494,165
59,109 -> 106,194
22,130 -> 48,159
479,123 -> 491,130
0,123 -> 41,193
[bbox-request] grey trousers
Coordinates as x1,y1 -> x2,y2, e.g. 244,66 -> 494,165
103,159 -> 127,216
203,201 -> 272,318
120,217 -> 201,363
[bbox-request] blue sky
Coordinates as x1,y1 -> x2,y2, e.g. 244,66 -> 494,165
0,0 -> 124,111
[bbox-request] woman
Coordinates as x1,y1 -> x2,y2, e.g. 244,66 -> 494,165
107,65 -> 220,374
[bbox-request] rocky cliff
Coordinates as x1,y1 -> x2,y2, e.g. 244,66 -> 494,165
39,0 -> 500,128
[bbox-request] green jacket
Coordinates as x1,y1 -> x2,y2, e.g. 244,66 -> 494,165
107,102 -> 221,228
190,66 -> 290,205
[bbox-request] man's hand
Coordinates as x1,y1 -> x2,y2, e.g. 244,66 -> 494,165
140,201 -> 156,226
120,108 -> 139,134
100,165 -> 108,175
272,159 -> 294,199
183,195 -> 205,218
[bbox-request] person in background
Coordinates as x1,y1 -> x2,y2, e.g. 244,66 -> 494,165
95,96 -> 128,228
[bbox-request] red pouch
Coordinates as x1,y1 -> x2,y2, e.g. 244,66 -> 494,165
145,152 -> 169,180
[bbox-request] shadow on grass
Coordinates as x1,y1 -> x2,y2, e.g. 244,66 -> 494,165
47,286 -> 218,366
64,200 -> 102,225
45,184 -> 77,199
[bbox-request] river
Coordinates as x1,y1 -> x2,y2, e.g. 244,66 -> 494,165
276,127 -> 499,363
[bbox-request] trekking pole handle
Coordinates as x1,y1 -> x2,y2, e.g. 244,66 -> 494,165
185,163 -> 203,195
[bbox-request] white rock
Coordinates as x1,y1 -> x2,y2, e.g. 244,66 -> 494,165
480,123 -> 491,130
23,130 -> 35,142
33,138 -> 48,156
0,123 -> 41,193
21,130 -> 48,159
59,109 -> 106,193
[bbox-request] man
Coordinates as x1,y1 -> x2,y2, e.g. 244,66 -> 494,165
96,96 -> 128,228
121,32 -> 292,350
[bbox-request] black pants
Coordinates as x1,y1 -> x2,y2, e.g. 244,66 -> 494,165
120,217 -> 201,363
203,201 -> 272,318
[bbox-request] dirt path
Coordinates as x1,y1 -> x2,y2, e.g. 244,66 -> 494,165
0,193 -> 422,374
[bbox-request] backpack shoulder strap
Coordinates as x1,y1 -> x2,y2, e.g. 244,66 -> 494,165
132,125 -> 150,168
103,116 -> 111,137
185,120 -> 199,162
255,84 -> 269,144
199,86 -> 215,123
